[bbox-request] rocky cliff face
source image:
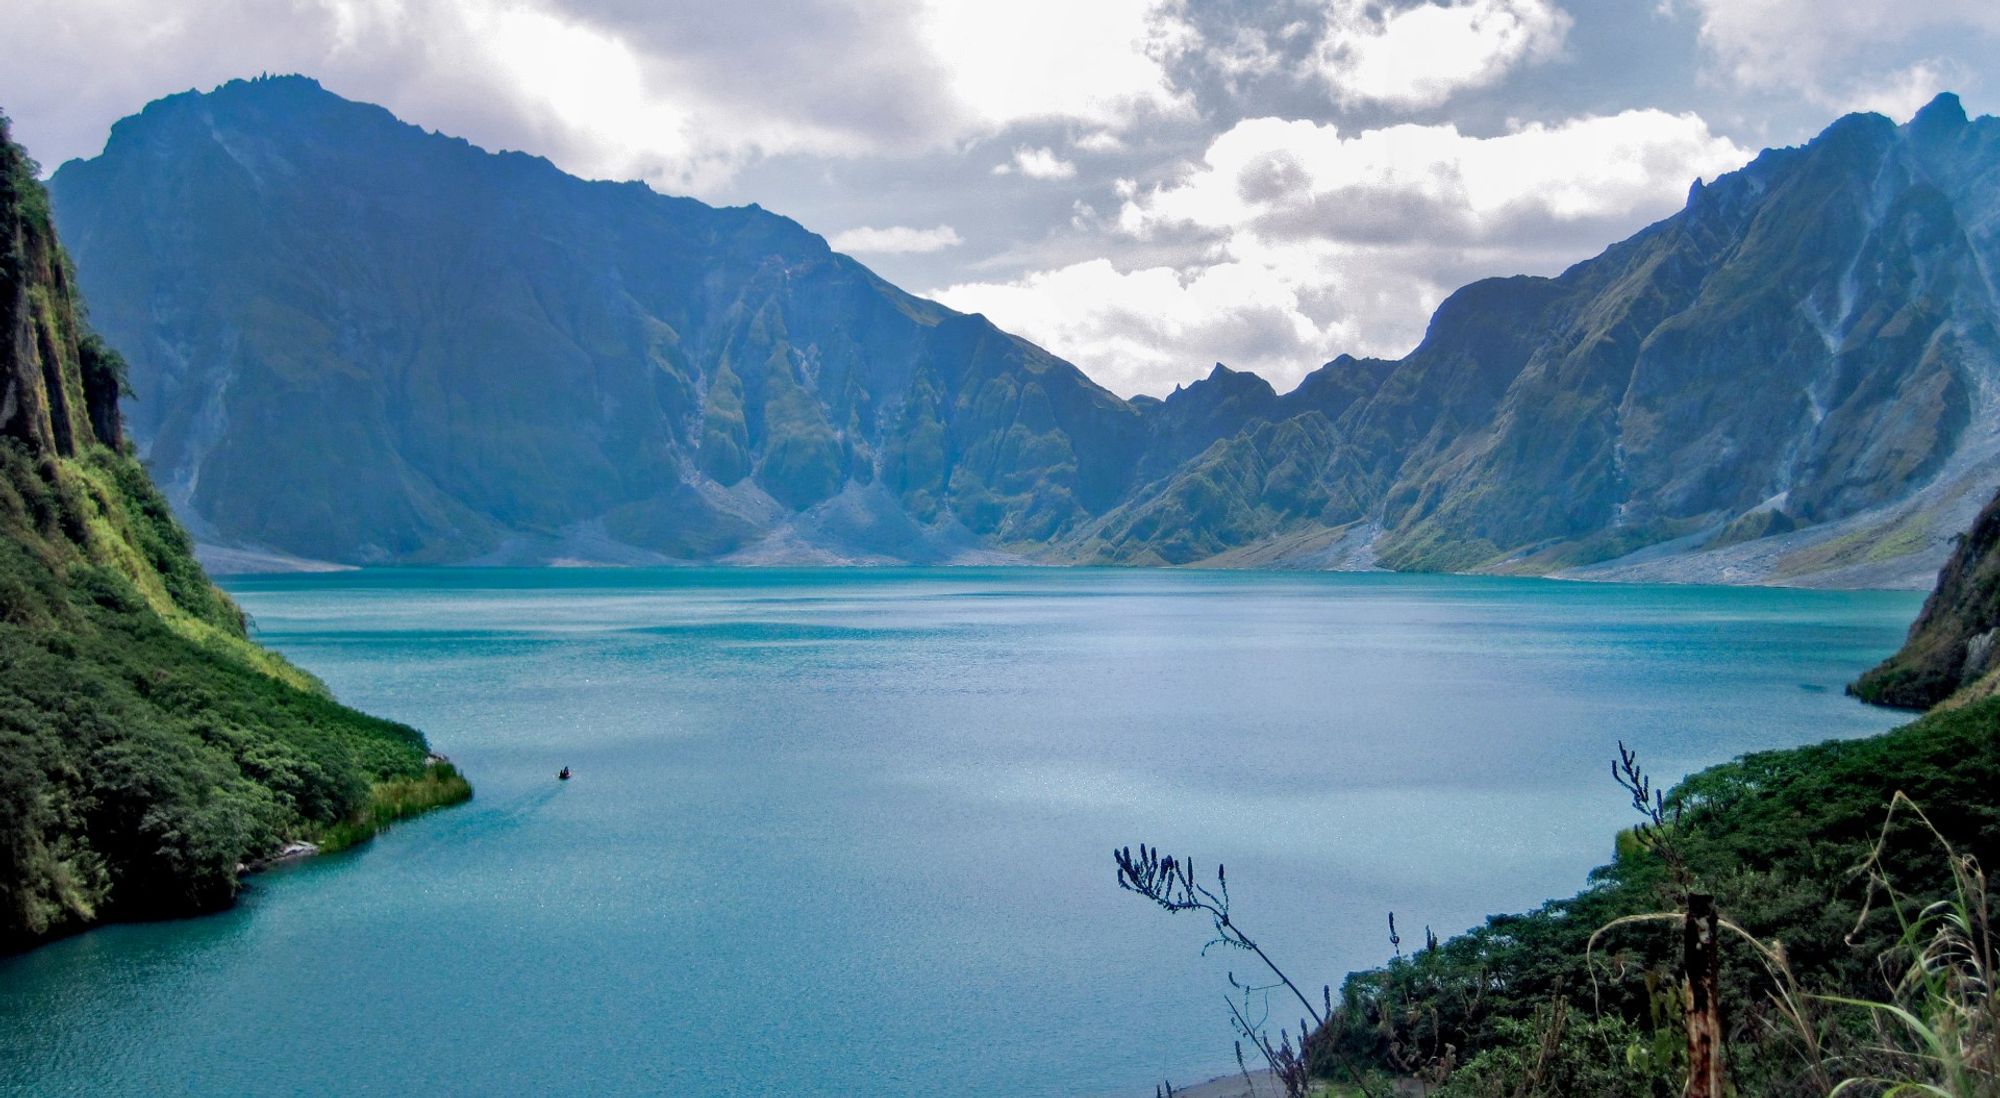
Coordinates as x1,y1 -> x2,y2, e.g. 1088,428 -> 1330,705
0,113 -> 447,950
46,81 -> 2000,583
1852,484 -> 2000,708
2,134 -> 121,461
1076,95 -> 2000,583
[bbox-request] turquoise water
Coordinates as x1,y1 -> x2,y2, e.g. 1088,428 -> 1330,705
0,569 -> 1921,1096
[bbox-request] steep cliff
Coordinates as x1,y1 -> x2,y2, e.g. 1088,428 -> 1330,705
46,81 -> 2000,584
0,113 -> 461,951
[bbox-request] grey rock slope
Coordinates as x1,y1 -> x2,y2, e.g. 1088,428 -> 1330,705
48,80 -> 2000,584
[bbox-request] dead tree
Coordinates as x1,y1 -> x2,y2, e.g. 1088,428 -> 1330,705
1683,893 -> 1724,1098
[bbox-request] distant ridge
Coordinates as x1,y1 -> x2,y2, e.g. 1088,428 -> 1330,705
47,78 -> 2000,585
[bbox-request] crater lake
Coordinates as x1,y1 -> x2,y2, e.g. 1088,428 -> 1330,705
0,569 -> 1921,1096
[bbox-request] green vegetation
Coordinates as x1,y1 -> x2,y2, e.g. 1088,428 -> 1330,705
1317,696 -> 2000,1095
1079,413 -> 1343,566
316,761 -> 472,853
0,112 -> 464,952
1122,694 -> 2000,1096
698,360 -> 752,485
754,345 -> 848,510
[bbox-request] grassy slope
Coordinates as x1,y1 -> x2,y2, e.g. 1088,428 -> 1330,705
0,115 -> 467,952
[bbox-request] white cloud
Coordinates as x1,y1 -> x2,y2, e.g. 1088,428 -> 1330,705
827,224 -> 964,255
1122,110 -> 1743,236
994,146 -> 1079,180
416,1 -> 735,190
913,0 -> 1193,131
1839,60 -> 1966,121
0,0 -> 1193,194
1315,0 -> 1572,110
1685,1 -> 1998,108
938,259 -> 1344,399
938,110 -> 1750,397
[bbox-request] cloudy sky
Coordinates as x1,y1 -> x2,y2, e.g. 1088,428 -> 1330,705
6,1 -> 2000,397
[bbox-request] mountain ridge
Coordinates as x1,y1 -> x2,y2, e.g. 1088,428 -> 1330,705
46,78 -> 2000,586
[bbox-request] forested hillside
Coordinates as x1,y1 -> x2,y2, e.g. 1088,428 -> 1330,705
0,115 -> 465,951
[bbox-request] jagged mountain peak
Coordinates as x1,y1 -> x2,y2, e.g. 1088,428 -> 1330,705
85,74 -> 826,256
1912,90 -> 1970,133
1168,363 -> 1276,403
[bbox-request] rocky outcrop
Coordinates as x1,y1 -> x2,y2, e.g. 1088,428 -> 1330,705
1852,484 -> 2000,707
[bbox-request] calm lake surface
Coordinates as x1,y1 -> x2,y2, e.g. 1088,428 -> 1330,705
0,569 -> 1921,1096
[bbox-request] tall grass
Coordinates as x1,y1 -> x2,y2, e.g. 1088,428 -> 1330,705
1586,792 -> 2000,1097
316,761 -> 473,853
1811,793 -> 1999,1097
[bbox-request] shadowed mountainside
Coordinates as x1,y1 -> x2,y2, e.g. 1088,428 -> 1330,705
1852,481 -> 2000,707
50,77 -> 1147,567
47,79 -> 2000,584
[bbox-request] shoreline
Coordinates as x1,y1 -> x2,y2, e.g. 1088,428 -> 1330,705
311,757 -> 472,855
5,760 -> 471,957
234,756 -> 473,872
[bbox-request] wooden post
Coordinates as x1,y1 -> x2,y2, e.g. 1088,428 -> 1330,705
1683,893 -> 1724,1098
